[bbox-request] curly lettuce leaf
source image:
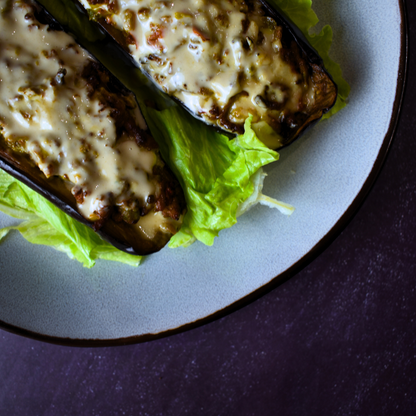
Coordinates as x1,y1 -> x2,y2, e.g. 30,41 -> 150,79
142,109 -> 280,247
0,170 -> 141,268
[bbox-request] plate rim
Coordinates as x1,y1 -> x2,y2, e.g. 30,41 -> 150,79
0,0 -> 409,347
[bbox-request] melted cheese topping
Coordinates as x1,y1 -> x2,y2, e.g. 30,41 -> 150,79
79,0 -> 317,144
0,0 -> 171,236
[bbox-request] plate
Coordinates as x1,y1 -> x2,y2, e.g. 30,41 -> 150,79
0,0 -> 407,345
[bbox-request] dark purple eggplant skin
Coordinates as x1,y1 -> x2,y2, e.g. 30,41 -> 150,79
64,0 -> 338,148
0,2 -> 183,256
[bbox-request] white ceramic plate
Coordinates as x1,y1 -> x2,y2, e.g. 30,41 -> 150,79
0,0 -> 406,345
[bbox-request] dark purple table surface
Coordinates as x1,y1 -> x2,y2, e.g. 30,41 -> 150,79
1,2 -> 415,415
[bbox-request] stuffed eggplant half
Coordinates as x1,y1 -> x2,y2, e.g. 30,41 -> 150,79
0,0 -> 186,255
73,0 -> 337,149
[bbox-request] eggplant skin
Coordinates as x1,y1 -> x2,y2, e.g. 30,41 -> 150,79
0,0 -> 186,256
68,0 -> 337,149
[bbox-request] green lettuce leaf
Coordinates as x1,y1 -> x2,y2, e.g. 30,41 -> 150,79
141,110 -> 279,247
0,170 -> 141,268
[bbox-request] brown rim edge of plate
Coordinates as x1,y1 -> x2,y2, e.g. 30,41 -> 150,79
0,0 -> 409,348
